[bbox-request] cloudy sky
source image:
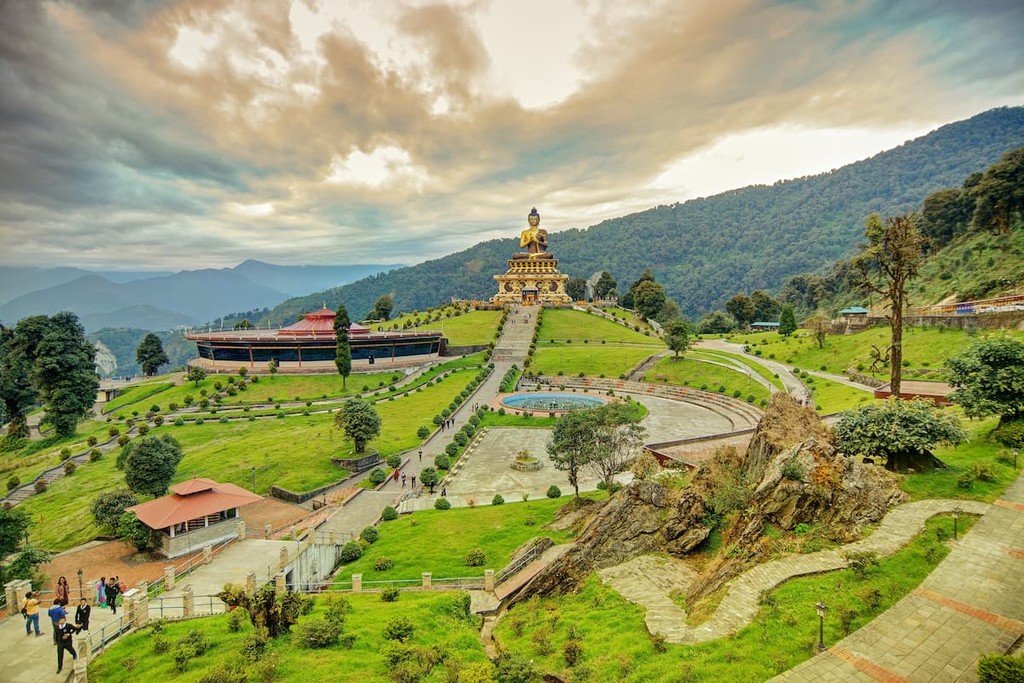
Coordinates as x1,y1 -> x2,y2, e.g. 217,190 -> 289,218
1,0 -> 1022,272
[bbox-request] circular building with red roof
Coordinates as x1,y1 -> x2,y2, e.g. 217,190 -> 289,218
186,307 -> 446,373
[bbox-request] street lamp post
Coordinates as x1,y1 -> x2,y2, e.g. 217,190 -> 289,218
77,568 -> 84,601
816,602 -> 828,652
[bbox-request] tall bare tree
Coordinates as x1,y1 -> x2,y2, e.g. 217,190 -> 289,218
852,213 -> 926,398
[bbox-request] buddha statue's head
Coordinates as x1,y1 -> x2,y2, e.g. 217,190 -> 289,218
528,207 -> 540,227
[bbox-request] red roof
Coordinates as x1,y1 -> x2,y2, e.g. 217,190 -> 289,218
279,308 -> 370,336
128,479 -> 262,529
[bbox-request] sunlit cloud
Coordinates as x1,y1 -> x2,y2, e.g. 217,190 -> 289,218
0,0 -> 1021,271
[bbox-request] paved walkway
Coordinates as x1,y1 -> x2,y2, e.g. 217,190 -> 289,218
697,339 -> 809,401
599,498 -> 990,645
773,477 -> 1024,682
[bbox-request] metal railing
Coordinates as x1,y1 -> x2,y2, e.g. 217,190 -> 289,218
146,536 -> 236,599
495,545 -> 544,585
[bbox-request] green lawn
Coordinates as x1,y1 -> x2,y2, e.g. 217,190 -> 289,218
336,496 -> 591,583
901,416 -> 1019,502
109,373 -> 398,418
17,369 -> 481,552
493,514 -> 974,682
478,412 -> 559,429
531,346 -> 659,378
746,326 -> 1024,377
693,349 -> 786,391
538,308 -> 662,344
411,309 -> 504,345
599,306 -> 653,331
643,357 -> 771,405
803,374 -> 873,414
89,591 -> 493,683
103,381 -> 174,413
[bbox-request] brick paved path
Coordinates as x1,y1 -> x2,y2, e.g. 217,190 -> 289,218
772,477 -> 1024,682
600,498 -> 990,645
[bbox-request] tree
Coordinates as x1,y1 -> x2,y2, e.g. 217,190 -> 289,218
834,399 -> 967,471
588,403 -> 647,487
633,280 -> 667,321
187,365 -> 207,387
0,324 -> 38,440
419,467 -> 439,491
921,188 -> 971,248
664,318 -> 692,359
807,314 -> 830,349
217,583 -> 307,638
31,312 -> 99,437
370,294 -> 394,321
778,305 -> 798,337
0,506 -> 30,555
233,319 -> 253,330
123,434 -> 185,496
547,410 -> 600,497
945,337 -> 1024,422
334,399 -> 381,453
565,277 -> 588,301
696,311 -> 736,335
594,271 -> 617,299
90,488 -> 140,533
267,358 -> 279,379
135,333 -> 169,376
970,147 -> 1024,235
334,304 -> 352,389
725,294 -> 755,329
118,511 -> 153,551
749,290 -> 780,323
852,213 -> 925,398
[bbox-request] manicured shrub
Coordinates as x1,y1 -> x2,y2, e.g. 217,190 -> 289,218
386,455 -> 402,469
434,454 -> 450,470
292,618 -> 342,649
434,497 -> 451,510
369,468 -> 386,485
380,588 -> 400,603
87,435 -> 98,447
194,418 -> 204,426
174,418 -> 185,426
6,475 -> 20,491
117,434 -> 130,445
465,547 -> 486,566
339,541 -> 362,563
547,485 -> 562,499
373,557 -> 394,572
417,426 -> 430,438
381,506 -> 398,521
64,460 -> 77,475
445,442 -> 460,457
383,616 -> 415,642
359,526 -> 379,544
978,654 -> 1024,682
34,480 -> 47,493
492,494 -> 504,506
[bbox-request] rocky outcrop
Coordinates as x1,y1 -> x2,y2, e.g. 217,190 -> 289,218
516,393 -> 906,603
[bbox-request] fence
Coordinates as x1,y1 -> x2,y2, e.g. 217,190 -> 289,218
146,536 -> 235,600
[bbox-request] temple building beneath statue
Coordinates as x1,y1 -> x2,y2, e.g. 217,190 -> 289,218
186,307 -> 446,373
492,208 -> 572,306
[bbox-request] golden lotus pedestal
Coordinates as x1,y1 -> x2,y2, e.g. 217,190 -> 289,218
492,256 -> 572,306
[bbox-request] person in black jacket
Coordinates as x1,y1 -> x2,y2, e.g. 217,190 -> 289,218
75,598 -> 91,630
55,616 -> 82,674
104,576 -> 120,615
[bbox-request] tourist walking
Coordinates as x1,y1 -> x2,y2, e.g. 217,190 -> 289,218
96,577 -> 107,609
55,576 -> 70,606
440,487 -> 447,497
418,449 -> 422,462
55,616 -> 82,674
402,473 -> 407,487
22,591 -> 41,636
411,475 -> 416,488
47,600 -> 66,644
75,597 -> 91,630
392,468 -> 400,483
105,576 -> 120,615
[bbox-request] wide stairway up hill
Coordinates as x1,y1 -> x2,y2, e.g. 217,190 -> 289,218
490,305 -> 537,364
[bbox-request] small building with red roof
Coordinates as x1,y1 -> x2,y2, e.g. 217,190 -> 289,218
185,307 -> 446,373
128,478 -> 262,558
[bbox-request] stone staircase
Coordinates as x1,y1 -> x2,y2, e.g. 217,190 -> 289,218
490,305 -> 538,364
598,555 -> 697,637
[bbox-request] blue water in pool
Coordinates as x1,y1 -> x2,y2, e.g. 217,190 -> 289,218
501,392 -> 606,411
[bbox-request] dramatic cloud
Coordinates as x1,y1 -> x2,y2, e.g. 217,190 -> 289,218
1,0 -> 1022,270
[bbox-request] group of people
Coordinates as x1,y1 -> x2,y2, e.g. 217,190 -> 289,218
19,574 -> 125,673
438,417 -> 456,430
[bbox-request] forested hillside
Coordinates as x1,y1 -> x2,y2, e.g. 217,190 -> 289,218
269,107 -> 1024,321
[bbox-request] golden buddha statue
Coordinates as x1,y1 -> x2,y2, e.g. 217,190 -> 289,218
518,207 -> 551,259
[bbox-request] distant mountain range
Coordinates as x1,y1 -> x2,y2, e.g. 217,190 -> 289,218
266,106 -> 1024,321
0,261 -> 400,332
